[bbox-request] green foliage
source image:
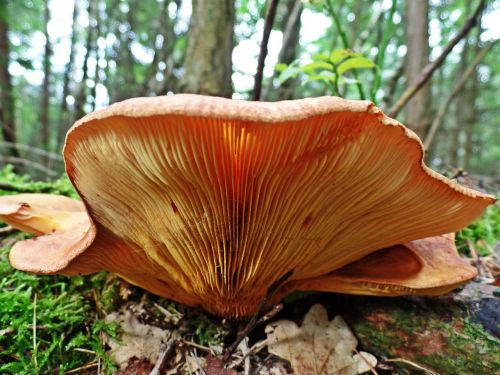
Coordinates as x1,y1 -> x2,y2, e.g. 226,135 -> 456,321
457,203 -> 500,256
276,49 -> 377,96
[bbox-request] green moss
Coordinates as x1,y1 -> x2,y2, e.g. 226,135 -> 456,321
0,244 -> 119,374
349,297 -> 500,375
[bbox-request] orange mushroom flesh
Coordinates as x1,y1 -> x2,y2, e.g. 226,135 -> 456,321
1,95 -> 496,318
284,234 -> 478,298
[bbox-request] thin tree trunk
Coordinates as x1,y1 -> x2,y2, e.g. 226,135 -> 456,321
141,0 -> 172,96
0,2 -> 19,157
180,0 -> 235,97
423,42 -> 493,152
404,0 -> 431,138
56,0 -> 79,150
89,0 -> 102,112
74,0 -> 94,120
263,0 -> 302,101
40,0 -> 52,151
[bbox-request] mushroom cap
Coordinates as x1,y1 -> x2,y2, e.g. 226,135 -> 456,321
59,94 -> 495,316
4,95 -> 496,317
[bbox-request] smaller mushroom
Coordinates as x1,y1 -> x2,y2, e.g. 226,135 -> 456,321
0,194 -> 95,273
285,233 -> 478,298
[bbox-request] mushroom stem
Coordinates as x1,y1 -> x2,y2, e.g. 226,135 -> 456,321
223,269 -> 293,362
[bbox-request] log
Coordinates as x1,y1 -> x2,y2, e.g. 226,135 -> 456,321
342,283 -> 500,374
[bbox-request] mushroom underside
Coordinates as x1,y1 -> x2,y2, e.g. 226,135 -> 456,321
0,194 -> 477,317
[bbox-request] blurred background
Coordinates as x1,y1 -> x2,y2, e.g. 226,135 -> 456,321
0,0 -> 498,182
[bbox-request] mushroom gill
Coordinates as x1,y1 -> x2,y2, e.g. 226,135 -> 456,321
0,95 -> 495,317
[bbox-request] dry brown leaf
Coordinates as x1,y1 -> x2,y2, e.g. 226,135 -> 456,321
105,308 -> 173,370
265,304 -> 376,375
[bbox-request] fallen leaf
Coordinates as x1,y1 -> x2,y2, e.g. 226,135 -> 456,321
105,308 -> 173,370
353,351 -> 377,374
265,304 -> 376,375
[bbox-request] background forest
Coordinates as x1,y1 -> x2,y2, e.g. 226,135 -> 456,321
0,1 -> 500,374
0,0 -> 499,181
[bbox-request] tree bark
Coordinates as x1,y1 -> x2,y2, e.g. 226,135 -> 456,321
56,0 -> 79,151
404,0 -> 431,138
463,28 -> 482,170
74,0 -> 94,121
141,0 -> 174,96
263,0 -> 302,101
180,0 -> 234,97
40,0 -> 52,151
424,42 -> 494,153
0,2 -> 19,157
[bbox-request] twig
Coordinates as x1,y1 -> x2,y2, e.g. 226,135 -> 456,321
388,0 -> 486,118
252,0 -> 280,101
423,41 -> 495,149
73,348 -> 97,355
149,340 -> 175,375
256,303 -> 283,326
181,339 -> 212,353
383,358 -> 439,375
65,361 -> 99,374
229,339 -> 268,369
223,270 -> 292,362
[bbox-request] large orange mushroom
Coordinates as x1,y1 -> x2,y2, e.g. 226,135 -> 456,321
0,95 -> 495,318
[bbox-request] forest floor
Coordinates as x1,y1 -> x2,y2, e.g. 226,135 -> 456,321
0,166 -> 499,375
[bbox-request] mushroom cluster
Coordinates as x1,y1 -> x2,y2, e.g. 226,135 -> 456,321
0,95 -> 495,318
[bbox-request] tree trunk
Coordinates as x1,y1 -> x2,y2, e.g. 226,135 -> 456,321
263,0 -> 302,101
141,0 -> 174,96
180,0 -> 234,97
0,2 -> 19,157
40,0 -> 52,151
74,0 -> 94,121
56,0 -> 79,151
404,0 -> 431,138
463,28 -> 482,171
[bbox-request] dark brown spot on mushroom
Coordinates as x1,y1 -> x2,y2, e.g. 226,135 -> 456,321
302,214 -> 313,227
171,201 -> 178,214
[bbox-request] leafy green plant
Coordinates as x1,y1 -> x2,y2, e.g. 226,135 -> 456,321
275,49 -> 377,97
457,203 -> 500,256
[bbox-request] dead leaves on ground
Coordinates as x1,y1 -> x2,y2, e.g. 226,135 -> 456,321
105,302 -> 377,374
265,304 -> 377,375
